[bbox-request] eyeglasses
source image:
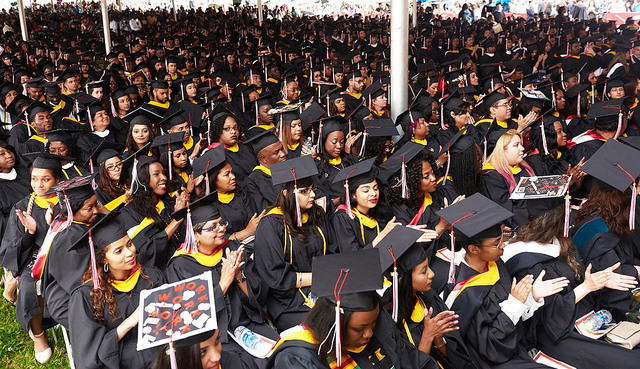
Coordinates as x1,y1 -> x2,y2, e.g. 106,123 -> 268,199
202,220 -> 229,232
480,230 -> 514,249
222,126 -> 239,132
494,101 -> 512,108
105,162 -> 123,172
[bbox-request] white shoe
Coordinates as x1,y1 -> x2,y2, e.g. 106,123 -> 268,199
28,328 -> 52,364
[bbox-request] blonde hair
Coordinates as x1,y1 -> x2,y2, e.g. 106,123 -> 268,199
486,129 -> 535,193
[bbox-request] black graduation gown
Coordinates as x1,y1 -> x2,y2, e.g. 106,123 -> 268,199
568,136 -> 604,165
392,290 -> 480,369
253,211 -> 337,331
315,154 -> 357,201
331,208 -> 380,253
0,194 -> 60,331
41,221 -> 92,329
68,266 -> 164,369
480,168 -> 528,228
225,144 -> 257,189
504,243 -> 640,368
0,167 -> 30,233
392,184 -> 457,228
76,132 -> 118,165
286,143 -> 302,159
17,135 -> 47,156
119,202 -> 181,269
164,242 -> 277,363
268,309 -> 438,369
210,191 -> 251,236
445,260 -> 548,369
571,215 -> 638,322
245,168 -> 281,215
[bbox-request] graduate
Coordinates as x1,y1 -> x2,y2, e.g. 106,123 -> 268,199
357,118 -> 398,165
159,109 -> 201,159
437,194 -> 569,369
152,131 -> 191,194
94,146 -> 128,209
45,129 -> 89,180
68,213 -> 164,369
314,117 -> 360,205
243,128 -> 287,214
0,140 -> 30,232
192,145 -> 261,245
151,328 -> 256,369
123,115 -> 157,157
331,158 -> 395,253
379,226 -> 478,369
76,103 -> 119,165
481,129 -> 536,227
504,206 -> 640,368
40,175 -> 100,330
166,193 -> 277,366
16,101 -> 55,156
382,143 -> 459,232
268,249 -> 438,369
0,153 -> 62,364
119,156 -> 188,269
395,108 -> 441,158
207,112 -> 257,188
572,140 -> 640,322
253,156 -> 337,331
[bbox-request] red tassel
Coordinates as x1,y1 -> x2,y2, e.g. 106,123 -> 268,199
614,111 -> 623,140
88,230 -> 100,289
563,193 -> 571,238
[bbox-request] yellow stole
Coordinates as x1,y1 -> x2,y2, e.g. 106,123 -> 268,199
411,138 -> 427,146
172,243 -> 226,267
482,162 -> 521,174
109,265 -> 141,293
328,157 -> 342,166
184,136 -> 194,151
218,192 -> 234,204
253,165 -> 272,176
225,144 -> 239,152
288,142 -> 300,151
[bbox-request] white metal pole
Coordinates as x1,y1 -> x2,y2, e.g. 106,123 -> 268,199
17,0 -> 28,41
100,0 -> 111,55
257,0 -> 263,26
390,0 -> 409,123
412,0 -> 417,28
172,0 -> 177,22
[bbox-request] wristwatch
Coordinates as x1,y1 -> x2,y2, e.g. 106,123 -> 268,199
235,271 -> 247,283
433,336 -> 447,349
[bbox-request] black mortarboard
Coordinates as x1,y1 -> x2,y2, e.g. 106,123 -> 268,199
255,94 -> 273,108
376,225 -> 427,273
123,106 -> 163,125
45,173 -> 96,202
243,127 -> 280,156
158,109 -> 187,131
395,109 -> 423,132
299,102 -> 325,130
26,77 -> 46,88
581,139 -> 640,192
25,100 -> 53,121
332,157 -> 377,189
566,84 -> 589,99
479,90 -> 509,108
271,155 -> 318,186
363,118 -> 398,138
110,85 -> 129,101
43,82 -> 61,95
436,193 -> 513,241
311,248 -> 382,310
192,145 -> 226,178
150,80 -> 170,90
585,98 -> 625,122
319,116 -> 346,137
349,104 -> 371,122
519,88 -> 548,109
377,141 -> 423,182
151,131 -> 185,153
46,129 -> 80,144
171,192 -> 221,224
23,152 -> 68,170
0,81 -> 18,96
56,68 -> 80,82
69,210 -> 126,252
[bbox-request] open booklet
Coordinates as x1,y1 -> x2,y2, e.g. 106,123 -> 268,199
510,175 -> 571,200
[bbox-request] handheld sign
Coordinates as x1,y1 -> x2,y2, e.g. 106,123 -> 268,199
137,271 -> 217,351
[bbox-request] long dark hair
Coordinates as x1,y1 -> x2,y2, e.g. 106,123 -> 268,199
130,161 -> 175,223
209,113 -> 231,143
575,183 -> 633,238
386,150 -> 437,212
304,294 -> 380,358
159,148 -> 192,193
527,118 -> 570,175
151,340 -> 204,369
512,206 -> 583,279
267,178 -> 325,244
98,154 -> 126,200
449,143 -> 481,197
125,123 -> 157,157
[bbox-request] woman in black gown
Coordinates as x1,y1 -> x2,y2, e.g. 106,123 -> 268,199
0,140 -> 30,233
95,149 -> 127,209
207,112 -> 256,188
504,206 -> 640,368
69,215 -> 163,369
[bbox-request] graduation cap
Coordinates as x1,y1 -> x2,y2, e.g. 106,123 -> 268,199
45,173 -> 97,229
56,68 -> 80,83
123,105 -> 163,125
395,109 -> 424,133
374,225 -> 427,321
299,102 -> 325,131
25,77 -> 46,89
518,88 -> 549,109
331,157 -> 377,216
310,248 -> 382,364
150,80 -> 170,90
69,210 -> 127,289
585,98 -> 625,138
377,141 -> 423,193
158,109 -> 187,131
24,100 -> 53,126
478,90 -> 510,109
23,152 -> 69,170
0,81 -> 17,97
243,127 -> 280,156
171,192 -> 221,254
271,155 -> 319,228
581,139 -> 640,230
192,145 -> 226,195
349,104 -> 371,122
436,193 -> 514,282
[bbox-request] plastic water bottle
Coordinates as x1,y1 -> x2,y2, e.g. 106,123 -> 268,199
584,310 -> 613,332
234,326 -> 270,353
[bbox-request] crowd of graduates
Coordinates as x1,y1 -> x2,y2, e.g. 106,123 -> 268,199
2,3 -> 640,369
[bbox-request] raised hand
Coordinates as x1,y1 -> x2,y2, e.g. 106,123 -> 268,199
531,270 -> 569,300
344,132 -> 362,154
511,275 -> 533,303
603,263 -> 638,291
15,209 -> 37,234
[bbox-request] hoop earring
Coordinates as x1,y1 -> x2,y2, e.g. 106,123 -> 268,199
103,264 -> 109,273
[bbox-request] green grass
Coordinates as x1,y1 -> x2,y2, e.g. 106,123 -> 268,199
0,278 -> 72,368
